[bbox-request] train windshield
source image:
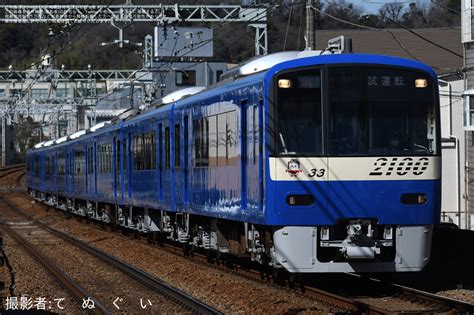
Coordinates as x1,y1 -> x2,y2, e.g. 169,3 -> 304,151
276,69 -> 323,155
328,66 -> 437,156
274,66 -> 438,156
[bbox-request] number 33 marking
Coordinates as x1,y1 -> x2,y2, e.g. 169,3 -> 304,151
308,168 -> 325,178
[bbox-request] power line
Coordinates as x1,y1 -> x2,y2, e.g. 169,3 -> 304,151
319,0 -> 463,60
384,17 -> 462,58
283,4 -> 293,50
430,0 -> 461,14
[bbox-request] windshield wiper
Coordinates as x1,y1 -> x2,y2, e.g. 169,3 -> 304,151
414,143 -> 430,153
279,132 -> 288,154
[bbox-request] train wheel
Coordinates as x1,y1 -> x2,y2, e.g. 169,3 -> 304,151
157,233 -> 164,247
147,232 -> 155,244
120,226 -> 129,236
260,266 -> 271,282
224,254 -> 236,270
272,268 -> 287,286
182,243 -> 191,257
207,250 -> 217,264
288,273 -> 302,289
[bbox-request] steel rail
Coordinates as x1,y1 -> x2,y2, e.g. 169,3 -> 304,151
0,196 -> 222,315
0,165 -> 25,177
0,222 -> 110,315
345,273 -> 474,313
392,282 -> 474,312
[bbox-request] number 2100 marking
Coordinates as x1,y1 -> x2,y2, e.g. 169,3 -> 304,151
369,157 -> 429,176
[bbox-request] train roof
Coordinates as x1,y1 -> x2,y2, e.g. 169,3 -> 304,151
28,52 -> 437,153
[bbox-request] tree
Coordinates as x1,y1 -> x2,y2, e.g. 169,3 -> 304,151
378,2 -> 404,23
425,0 -> 460,28
14,115 -> 44,163
402,2 -> 427,28
322,0 -> 363,29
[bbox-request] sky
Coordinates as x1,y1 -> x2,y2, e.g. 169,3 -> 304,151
350,0 -> 426,14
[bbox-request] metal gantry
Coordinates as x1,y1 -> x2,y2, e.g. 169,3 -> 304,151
0,4 -> 268,55
0,69 -> 141,81
0,3 -> 268,166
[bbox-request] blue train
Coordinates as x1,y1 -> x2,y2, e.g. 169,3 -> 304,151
26,50 -> 440,273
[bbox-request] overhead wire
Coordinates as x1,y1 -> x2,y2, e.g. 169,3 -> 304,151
153,5 -> 268,93
430,0 -> 461,14
5,0 -> 116,128
383,16 -> 463,58
283,4 -> 293,50
317,0 -> 462,63
297,2 -> 305,50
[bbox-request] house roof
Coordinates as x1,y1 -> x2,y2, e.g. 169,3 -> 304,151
315,28 -> 462,75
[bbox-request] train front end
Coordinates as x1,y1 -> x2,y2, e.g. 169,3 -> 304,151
266,55 -> 441,273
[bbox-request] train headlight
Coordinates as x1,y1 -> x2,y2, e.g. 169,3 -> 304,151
320,226 -> 330,240
401,193 -> 427,205
415,78 -> 428,88
278,79 -> 292,89
286,194 -> 314,206
383,226 -> 393,240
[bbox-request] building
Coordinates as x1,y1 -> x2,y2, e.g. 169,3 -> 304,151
150,61 -> 228,98
315,28 -> 469,228
0,118 -> 15,166
462,0 -> 474,229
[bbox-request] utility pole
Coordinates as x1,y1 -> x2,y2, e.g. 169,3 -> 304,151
1,116 -> 5,167
305,0 -> 316,50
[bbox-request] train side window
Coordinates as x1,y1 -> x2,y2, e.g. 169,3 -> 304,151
103,144 -> 107,173
36,155 -> 40,176
217,113 -> 226,166
103,145 -> 107,173
253,105 -> 259,165
116,139 -> 121,174
74,148 -> 85,175
145,131 -> 156,170
133,131 -> 156,170
133,134 -> 141,170
208,115 -> 217,167
106,144 -> 111,173
86,147 -> 90,174
123,139 -> 127,173
51,155 -> 55,175
226,110 -> 236,165
193,118 -> 209,167
143,134 -> 148,170
165,127 -> 171,169
175,124 -> 180,169
158,124 -> 163,171
98,143 -> 112,173
151,131 -> 156,169
57,154 -> 62,175
45,155 -> 51,176
69,152 -> 73,175
98,145 -> 102,173
89,147 -> 94,174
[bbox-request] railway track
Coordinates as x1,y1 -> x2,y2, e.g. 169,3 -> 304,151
0,164 -> 26,193
166,244 -> 474,314
3,167 -> 474,313
0,194 -> 221,314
